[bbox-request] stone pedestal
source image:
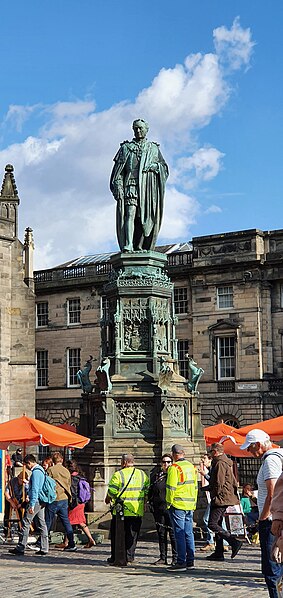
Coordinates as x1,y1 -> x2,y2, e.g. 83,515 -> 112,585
78,251 -> 205,512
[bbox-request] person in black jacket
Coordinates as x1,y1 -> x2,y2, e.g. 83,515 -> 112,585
148,453 -> 177,565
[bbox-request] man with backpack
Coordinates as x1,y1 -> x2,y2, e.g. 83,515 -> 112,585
241,429 -> 283,598
9,454 -> 49,556
45,452 -> 77,552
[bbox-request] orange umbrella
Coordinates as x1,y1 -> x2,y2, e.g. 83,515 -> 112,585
0,415 -> 89,450
204,422 -> 241,445
239,415 -> 283,442
217,434 -> 252,458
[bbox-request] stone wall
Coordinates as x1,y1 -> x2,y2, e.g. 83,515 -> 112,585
0,165 -> 35,422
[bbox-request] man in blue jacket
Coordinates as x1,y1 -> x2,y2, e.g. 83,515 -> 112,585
9,454 -> 49,555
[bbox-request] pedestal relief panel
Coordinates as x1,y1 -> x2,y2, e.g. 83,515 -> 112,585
114,400 -> 155,435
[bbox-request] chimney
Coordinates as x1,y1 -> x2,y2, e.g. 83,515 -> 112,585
24,227 -> 34,290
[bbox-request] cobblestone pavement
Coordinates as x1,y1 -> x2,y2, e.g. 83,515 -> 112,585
0,541 -> 267,597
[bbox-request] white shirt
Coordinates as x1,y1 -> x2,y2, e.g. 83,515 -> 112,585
257,449 -> 283,517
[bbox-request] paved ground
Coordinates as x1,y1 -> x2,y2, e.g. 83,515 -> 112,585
0,540 -> 267,597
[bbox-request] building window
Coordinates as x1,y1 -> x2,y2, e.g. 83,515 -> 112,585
101,296 -> 109,320
217,337 -> 235,379
67,298 -> 81,325
67,348 -> 81,387
36,350 -> 48,388
221,416 -> 240,428
174,287 -> 188,315
36,302 -> 48,327
177,340 -> 189,378
217,286 -> 233,309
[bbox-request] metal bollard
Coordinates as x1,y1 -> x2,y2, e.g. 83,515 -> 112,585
114,499 -> 127,567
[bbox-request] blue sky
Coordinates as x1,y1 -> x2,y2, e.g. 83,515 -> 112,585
0,1 -> 282,268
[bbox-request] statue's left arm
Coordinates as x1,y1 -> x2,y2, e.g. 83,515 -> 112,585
143,143 -> 169,181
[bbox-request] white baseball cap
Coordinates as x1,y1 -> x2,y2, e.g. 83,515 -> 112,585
240,429 -> 270,450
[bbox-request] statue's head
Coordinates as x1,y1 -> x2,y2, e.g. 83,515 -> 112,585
132,118 -> 149,140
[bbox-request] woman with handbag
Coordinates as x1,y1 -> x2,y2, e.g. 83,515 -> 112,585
55,459 -> 95,549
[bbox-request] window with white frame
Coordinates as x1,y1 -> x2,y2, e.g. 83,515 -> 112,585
36,350 -> 48,387
36,302 -> 48,327
174,287 -> 188,315
177,340 -> 189,378
217,286 -> 233,309
67,348 -> 81,387
101,296 -> 109,320
217,336 -> 235,379
67,298 -> 81,325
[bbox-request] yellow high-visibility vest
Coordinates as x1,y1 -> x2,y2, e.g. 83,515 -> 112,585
108,466 -> 149,517
166,459 -> 198,510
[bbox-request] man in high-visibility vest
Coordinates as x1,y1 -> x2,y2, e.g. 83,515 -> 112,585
166,444 -> 198,572
105,453 -> 149,565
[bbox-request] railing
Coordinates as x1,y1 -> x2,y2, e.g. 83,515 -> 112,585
94,263 -> 112,275
217,380 -> 235,393
167,251 -> 192,267
268,378 -> 283,392
237,457 -> 259,486
34,270 -> 53,282
34,251 -> 193,284
63,266 -> 86,279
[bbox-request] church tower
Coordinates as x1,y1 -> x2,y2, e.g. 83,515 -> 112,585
0,164 -> 35,422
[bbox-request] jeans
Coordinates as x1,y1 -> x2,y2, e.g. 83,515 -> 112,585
203,504 -> 214,545
45,499 -> 75,548
259,519 -> 283,598
17,502 -> 48,553
169,506 -> 195,565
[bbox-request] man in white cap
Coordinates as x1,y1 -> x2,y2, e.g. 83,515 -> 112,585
241,429 -> 283,597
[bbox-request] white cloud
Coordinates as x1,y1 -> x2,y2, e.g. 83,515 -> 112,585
204,205 -> 222,215
175,147 -> 225,187
4,104 -> 42,132
0,19 -> 254,269
213,16 -> 255,71
160,187 -> 200,241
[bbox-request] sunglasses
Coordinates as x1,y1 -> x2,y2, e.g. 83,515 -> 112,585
162,460 -> 172,464
247,443 -> 257,452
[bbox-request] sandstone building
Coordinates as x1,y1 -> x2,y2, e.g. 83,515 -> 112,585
34,228 -> 283,441
0,165 -> 35,422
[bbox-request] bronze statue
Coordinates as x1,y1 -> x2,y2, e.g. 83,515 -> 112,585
158,356 -> 173,393
110,119 -> 169,252
77,355 -> 94,394
96,356 -> 112,394
186,355 -> 204,393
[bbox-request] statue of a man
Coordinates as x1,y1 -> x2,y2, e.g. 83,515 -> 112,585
110,119 -> 169,252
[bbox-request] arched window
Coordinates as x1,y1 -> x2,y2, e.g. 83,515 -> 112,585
219,415 -> 240,429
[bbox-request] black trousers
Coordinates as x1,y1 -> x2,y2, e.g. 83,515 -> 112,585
110,516 -> 142,562
208,506 -> 235,556
154,508 -> 177,562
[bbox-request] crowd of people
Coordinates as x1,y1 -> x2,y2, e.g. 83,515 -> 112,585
3,429 -> 283,597
4,452 -> 94,555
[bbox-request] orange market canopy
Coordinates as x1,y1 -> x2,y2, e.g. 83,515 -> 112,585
204,421 -> 279,458
0,415 -> 90,450
204,422 -> 241,445
204,423 -> 251,457
239,415 -> 283,442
